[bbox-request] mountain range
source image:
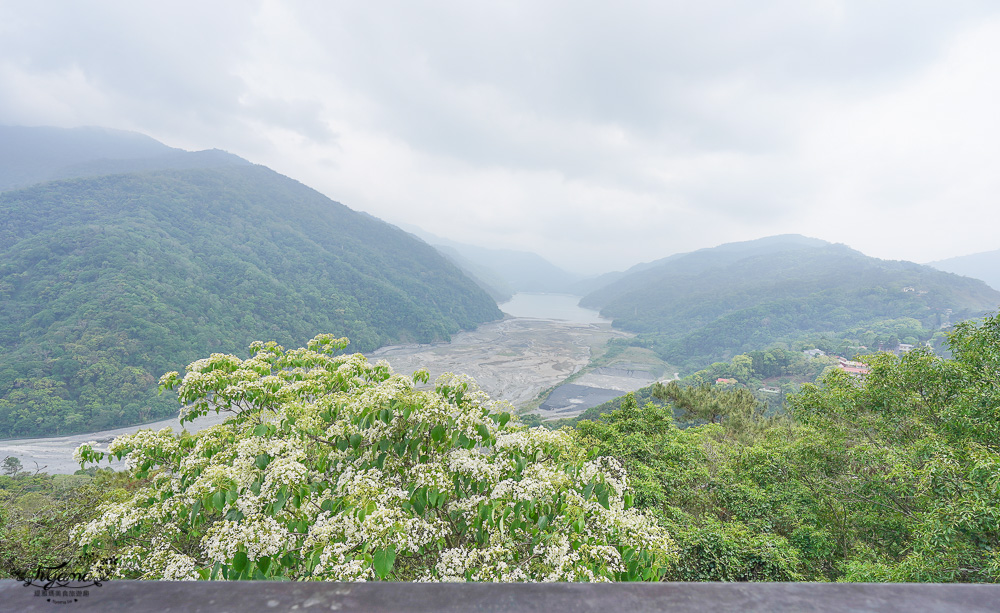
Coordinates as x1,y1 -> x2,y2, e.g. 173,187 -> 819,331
580,235 -> 1000,367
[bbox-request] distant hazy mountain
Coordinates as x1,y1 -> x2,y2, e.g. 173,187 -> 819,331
400,225 -> 582,297
0,128 -> 501,437
434,245 -> 516,302
0,125 -> 252,191
927,249 -> 1000,292
580,235 -> 1000,367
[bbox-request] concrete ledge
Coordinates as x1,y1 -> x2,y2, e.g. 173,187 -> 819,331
2,580 -> 998,612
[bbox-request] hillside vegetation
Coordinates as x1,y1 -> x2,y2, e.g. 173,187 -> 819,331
0,163 -> 500,437
581,236 -> 1000,369
576,313 -> 1000,581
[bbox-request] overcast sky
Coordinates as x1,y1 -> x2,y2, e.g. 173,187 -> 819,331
2,1 -> 999,274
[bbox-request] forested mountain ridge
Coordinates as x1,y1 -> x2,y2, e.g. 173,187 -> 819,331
580,234 -> 832,308
0,163 -> 501,437
581,237 -> 1000,368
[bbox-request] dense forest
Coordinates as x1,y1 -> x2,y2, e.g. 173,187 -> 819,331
581,236 -> 1000,370
3,313 -> 999,582
0,163 -> 501,437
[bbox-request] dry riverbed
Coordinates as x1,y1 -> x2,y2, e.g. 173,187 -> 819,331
0,316 -> 663,474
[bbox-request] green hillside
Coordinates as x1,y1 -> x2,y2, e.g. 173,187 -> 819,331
581,237 -> 1000,368
0,165 -> 501,437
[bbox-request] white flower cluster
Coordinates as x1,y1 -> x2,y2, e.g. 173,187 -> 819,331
202,514 -> 288,563
491,463 -> 567,502
263,456 -> 308,490
538,535 -> 614,582
73,496 -> 147,546
447,448 -> 503,484
495,428 -> 575,457
433,544 -> 529,582
70,337 -> 676,582
106,427 -> 179,468
146,549 -> 200,581
580,456 -> 629,498
72,441 -> 100,464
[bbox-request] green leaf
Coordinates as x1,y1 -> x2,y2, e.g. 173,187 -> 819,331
189,500 -> 202,523
431,424 -> 446,442
233,551 -> 248,573
373,545 -> 397,579
274,487 -> 288,512
255,453 -> 270,470
350,433 -> 362,449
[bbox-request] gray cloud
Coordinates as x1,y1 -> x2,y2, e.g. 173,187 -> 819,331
2,1 -> 1000,272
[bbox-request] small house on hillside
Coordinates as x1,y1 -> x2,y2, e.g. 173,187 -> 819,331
837,357 -> 870,377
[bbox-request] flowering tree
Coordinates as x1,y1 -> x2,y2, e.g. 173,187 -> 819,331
73,335 -> 675,581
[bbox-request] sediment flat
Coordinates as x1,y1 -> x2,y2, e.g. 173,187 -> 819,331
370,317 -> 628,407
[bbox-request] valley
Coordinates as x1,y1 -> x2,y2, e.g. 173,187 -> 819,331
0,294 -> 669,473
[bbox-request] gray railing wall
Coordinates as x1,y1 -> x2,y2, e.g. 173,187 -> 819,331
3,581 -> 1000,612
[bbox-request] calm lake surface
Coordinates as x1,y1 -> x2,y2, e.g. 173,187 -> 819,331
499,293 -> 608,324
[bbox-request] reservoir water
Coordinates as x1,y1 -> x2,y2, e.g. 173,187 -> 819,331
499,293 -> 608,324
